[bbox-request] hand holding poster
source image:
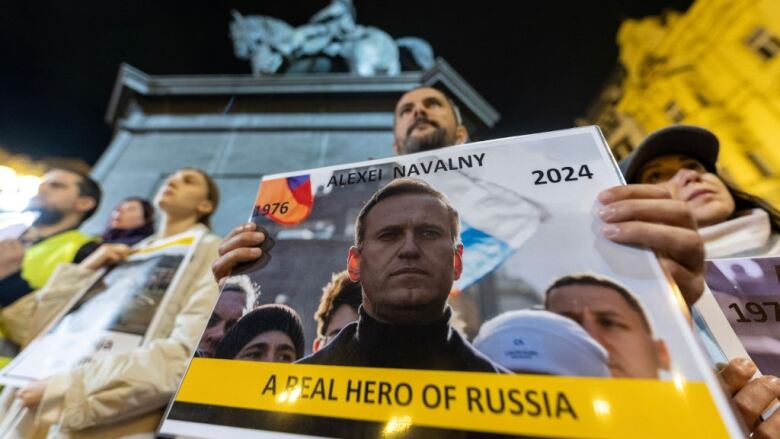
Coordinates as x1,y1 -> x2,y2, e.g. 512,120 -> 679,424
0,231 -> 203,387
162,127 -> 743,438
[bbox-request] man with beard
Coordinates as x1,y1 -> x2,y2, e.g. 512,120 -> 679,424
391,87 -> 468,155
0,168 -> 101,306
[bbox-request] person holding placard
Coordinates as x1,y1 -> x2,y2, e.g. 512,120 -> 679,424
3,168 -> 221,438
620,125 -> 780,259
620,124 -> 780,437
0,168 -> 102,307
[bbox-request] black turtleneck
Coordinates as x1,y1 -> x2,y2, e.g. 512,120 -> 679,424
297,305 -> 503,373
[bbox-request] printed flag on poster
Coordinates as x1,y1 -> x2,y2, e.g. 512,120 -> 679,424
255,175 -> 314,225
434,170 -> 548,293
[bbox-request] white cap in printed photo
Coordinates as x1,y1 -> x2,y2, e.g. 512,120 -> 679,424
473,309 -> 611,377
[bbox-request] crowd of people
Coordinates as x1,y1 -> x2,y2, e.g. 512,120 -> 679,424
0,86 -> 777,438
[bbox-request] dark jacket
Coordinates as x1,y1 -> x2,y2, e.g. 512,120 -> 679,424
297,306 -> 504,373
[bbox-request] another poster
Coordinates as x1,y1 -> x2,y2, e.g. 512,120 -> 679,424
0,231 -> 202,387
0,211 -> 38,241
698,256 -> 780,377
162,127 -> 743,438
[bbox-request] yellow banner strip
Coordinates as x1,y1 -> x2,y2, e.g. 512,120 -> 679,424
131,236 -> 194,255
175,358 -> 730,438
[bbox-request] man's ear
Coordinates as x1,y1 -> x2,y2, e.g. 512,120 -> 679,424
453,244 -> 464,281
656,339 -> 671,371
312,337 -> 323,353
347,246 -> 361,282
455,126 -> 469,145
75,196 -> 96,215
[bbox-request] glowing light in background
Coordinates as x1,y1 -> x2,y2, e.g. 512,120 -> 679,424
0,166 -> 40,212
382,416 -> 413,437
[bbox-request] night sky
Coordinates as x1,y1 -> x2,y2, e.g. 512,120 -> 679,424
0,0 -> 693,165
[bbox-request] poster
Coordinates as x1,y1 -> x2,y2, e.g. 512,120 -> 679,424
0,231 -> 202,387
0,211 -> 38,241
162,127 -> 743,438
697,256 -> 780,377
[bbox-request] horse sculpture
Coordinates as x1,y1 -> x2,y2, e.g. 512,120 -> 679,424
229,0 -> 434,76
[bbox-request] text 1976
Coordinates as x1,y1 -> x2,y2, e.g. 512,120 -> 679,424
258,202 -> 289,216
728,301 -> 780,322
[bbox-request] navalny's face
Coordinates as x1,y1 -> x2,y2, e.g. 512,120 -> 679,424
352,193 -> 461,325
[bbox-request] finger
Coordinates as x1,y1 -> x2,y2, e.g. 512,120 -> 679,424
753,408 -> 780,439
659,258 -> 705,307
718,358 -> 757,395
603,222 -> 705,272
733,376 -> 780,428
116,245 -> 132,258
225,222 -> 257,243
212,247 -> 262,283
217,231 -> 265,257
599,184 -> 672,204
598,199 -> 695,229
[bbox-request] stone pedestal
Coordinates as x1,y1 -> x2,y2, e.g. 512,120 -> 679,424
83,59 -> 499,236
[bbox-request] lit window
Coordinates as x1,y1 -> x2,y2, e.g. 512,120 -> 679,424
664,101 -> 685,123
745,27 -> 780,61
746,150 -> 774,177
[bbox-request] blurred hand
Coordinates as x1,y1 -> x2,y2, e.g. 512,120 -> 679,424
0,239 -> 25,280
598,184 -> 705,307
212,222 -> 265,287
17,379 -> 48,409
719,358 -> 780,438
79,243 -> 131,271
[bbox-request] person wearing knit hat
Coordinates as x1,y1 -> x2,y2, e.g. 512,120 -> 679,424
473,309 -> 610,377
215,304 -> 305,363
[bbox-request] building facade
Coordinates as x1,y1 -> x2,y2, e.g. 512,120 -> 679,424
582,0 -> 780,206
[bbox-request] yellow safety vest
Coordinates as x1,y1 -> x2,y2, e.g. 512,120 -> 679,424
20,229 -> 95,290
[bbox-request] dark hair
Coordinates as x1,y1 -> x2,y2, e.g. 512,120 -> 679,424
183,168 -> 220,228
724,180 -> 780,232
314,271 -> 362,338
354,178 -> 460,248
215,304 -> 305,360
115,197 -> 155,225
101,197 -> 156,245
54,168 -> 102,224
544,274 -> 652,333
